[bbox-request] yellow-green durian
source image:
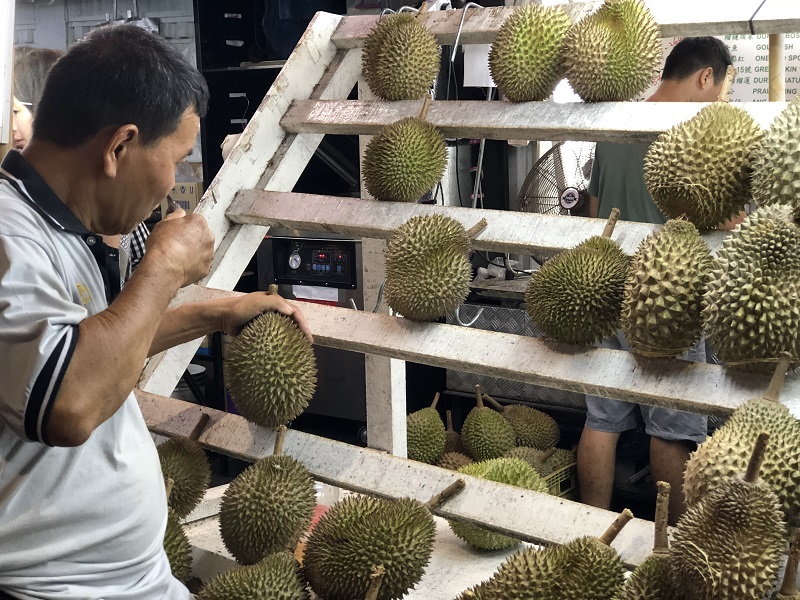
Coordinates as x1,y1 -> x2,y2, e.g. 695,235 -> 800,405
489,5 -> 571,102
407,393 -> 446,464
164,508 -> 192,583
504,446 -> 575,478
562,0 -> 660,102
158,437 -> 211,519
198,552 -> 309,600
437,451 -> 474,471
225,313 -> 317,428
461,394 -> 516,462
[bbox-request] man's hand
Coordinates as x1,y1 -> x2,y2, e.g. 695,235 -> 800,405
218,292 -> 314,343
145,208 -> 215,287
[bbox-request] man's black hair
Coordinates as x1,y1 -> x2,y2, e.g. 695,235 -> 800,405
34,24 -> 209,147
662,37 -> 733,85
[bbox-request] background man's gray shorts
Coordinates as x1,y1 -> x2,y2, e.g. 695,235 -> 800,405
584,331 -> 708,444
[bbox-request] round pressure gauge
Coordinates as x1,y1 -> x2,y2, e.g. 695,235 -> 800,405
288,251 -> 302,270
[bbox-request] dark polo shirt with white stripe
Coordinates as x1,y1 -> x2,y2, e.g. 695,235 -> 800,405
0,151 -> 190,599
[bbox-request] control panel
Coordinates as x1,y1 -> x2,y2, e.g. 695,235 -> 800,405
272,237 -> 358,289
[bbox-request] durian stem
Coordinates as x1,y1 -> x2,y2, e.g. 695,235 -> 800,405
601,208 -> 621,239
446,410 -> 455,433
598,508 -> 634,546
474,384 -> 484,409
188,412 -> 210,442
268,284 -> 278,295
717,64 -> 736,102
425,478 -> 466,511
779,530 -> 800,595
418,94 -> 432,120
466,218 -> 488,240
364,565 -> 386,600
653,481 -> 671,555
273,425 -> 287,456
431,392 -> 441,410
744,432 -> 770,483
480,393 -> 504,412
764,353 -> 793,403
537,448 -> 557,465
165,477 -> 175,502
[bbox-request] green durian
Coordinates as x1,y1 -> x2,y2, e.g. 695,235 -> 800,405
461,390 -> 516,462
504,446 -> 575,478
198,552 -> 309,600
437,451 -> 474,471
644,103 -> 764,230
406,392 -> 446,464
362,116 -> 447,203
671,434 -> 786,600
525,210 -> 629,345
385,214 -> 476,321
621,219 -> 713,357
225,312 -> 317,428
482,394 -> 559,450
449,458 -> 549,550
444,410 -> 466,455
488,5 -> 571,102
362,13 -> 440,101
158,437 -> 211,518
562,0 -> 660,102
164,508 -> 192,583
702,205 -> 800,369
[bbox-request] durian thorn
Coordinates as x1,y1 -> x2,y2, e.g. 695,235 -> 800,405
537,448 -> 557,465
431,391 -> 441,410
364,565 -> 386,600
601,208 -> 621,239
418,94 -> 432,120
446,410 -> 455,433
779,529 -> 800,595
474,384 -> 484,408
480,393 -> 504,412
717,64 -> 736,102
268,284 -> 279,295
598,508 -> 634,546
465,218 -> 488,240
165,477 -> 175,502
188,412 -> 210,442
744,432 -> 770,483
764,353 -> 793,403
425,478 -> 466,511
462,592 -> 477,599
273,425 -> 288,456
653,481 -> 671,555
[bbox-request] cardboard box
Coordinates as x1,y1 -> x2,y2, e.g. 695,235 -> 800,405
161,181 -> 203,219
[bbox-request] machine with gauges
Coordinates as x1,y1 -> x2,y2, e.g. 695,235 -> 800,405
273,237 -> 358,289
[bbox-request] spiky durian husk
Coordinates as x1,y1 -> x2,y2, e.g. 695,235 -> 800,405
164,508 -> 192,583
437,451 -> 474,471
557,537 -> 627,599
702,205 -> 800,369
406,406 -> 446,464
225,313 -> 317,428
198,553 -> 309,600
488,5 -> 571,102
461,407 -> 516,462
219,455 -> 316,565
304,496 -> 435,600
445,430 -> 466,455
502,404 -> 560,450
504,447 -> 576,478
158,437 -> 211,519
683,397 -> 800,531
363,117 -> 447,203
385,214 -> 472,321
449,458 -> 549,550
618,554 -> 680,600
670,476 -> 786,600
362,13 -> 440,101
525,236 -> 629,345
751,95 -> 800,218
562,0 -> 660,102
621,219 -> 713,357
644,103 -> 763,230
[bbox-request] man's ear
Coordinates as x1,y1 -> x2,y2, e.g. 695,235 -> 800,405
102,124 -> 138,178
698,66 -> 715,91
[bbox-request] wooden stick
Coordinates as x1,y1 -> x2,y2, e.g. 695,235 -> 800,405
364,565 -> 386,600
474,384 -> 483,409
779,529 -> 800,595
536,448 -> 557,465
188,412 -> 210,442
481,392 -> 504,412
274,425 -> 287,456
425,479 -> 466,511
598,508 -> 634,546
165,477 -> 175,501
446,410 -> 455,433
653,482 -> 671,555
431,391 -> 441,410
601,208 -> 621,239
744,432 -> 770,483
466,218 -> 488,240
418,94 -> 432,120
764,353 -> 792,403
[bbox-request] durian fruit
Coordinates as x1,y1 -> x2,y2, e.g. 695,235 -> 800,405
702,205 -> 800,369
461,386 -> 516,461
775,530 -> 800,600
456,509 -> 633,599
644,103 -> 764,230
621,219 -> 713,357
618,482 -> 681,600
304,480 -> 464,600
444,410 -> 466,455
219,428 -> 316,565
362,98 -> 447,203
482,393 -> 559,450
385,214 -> 484,321
504,446 -> 576,478
225,312 -> 317,428
488,5 -> 571,102
361,13 -> 440,101
683,354 -> 800,530
164,507 -> 192,583
562,0 -> 660,102
406,392 -> 446,464
158,436 -> 211,518
751,95 -> 800,218
671,433 -> 787,600
198,552 -> 309,600
525,209 -> 629,345
437,451 -> 474,471
449,458 -> 549,550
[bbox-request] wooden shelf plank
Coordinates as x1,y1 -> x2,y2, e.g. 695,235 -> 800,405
751,1 -> 800,34
330,2 -> 788,49
137,391 -> 654,568
281,99 -> 785,143
171,285 -> 800,419
228,190 -> 729,258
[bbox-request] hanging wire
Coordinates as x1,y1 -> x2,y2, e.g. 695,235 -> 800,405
454,305 -> 484,327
